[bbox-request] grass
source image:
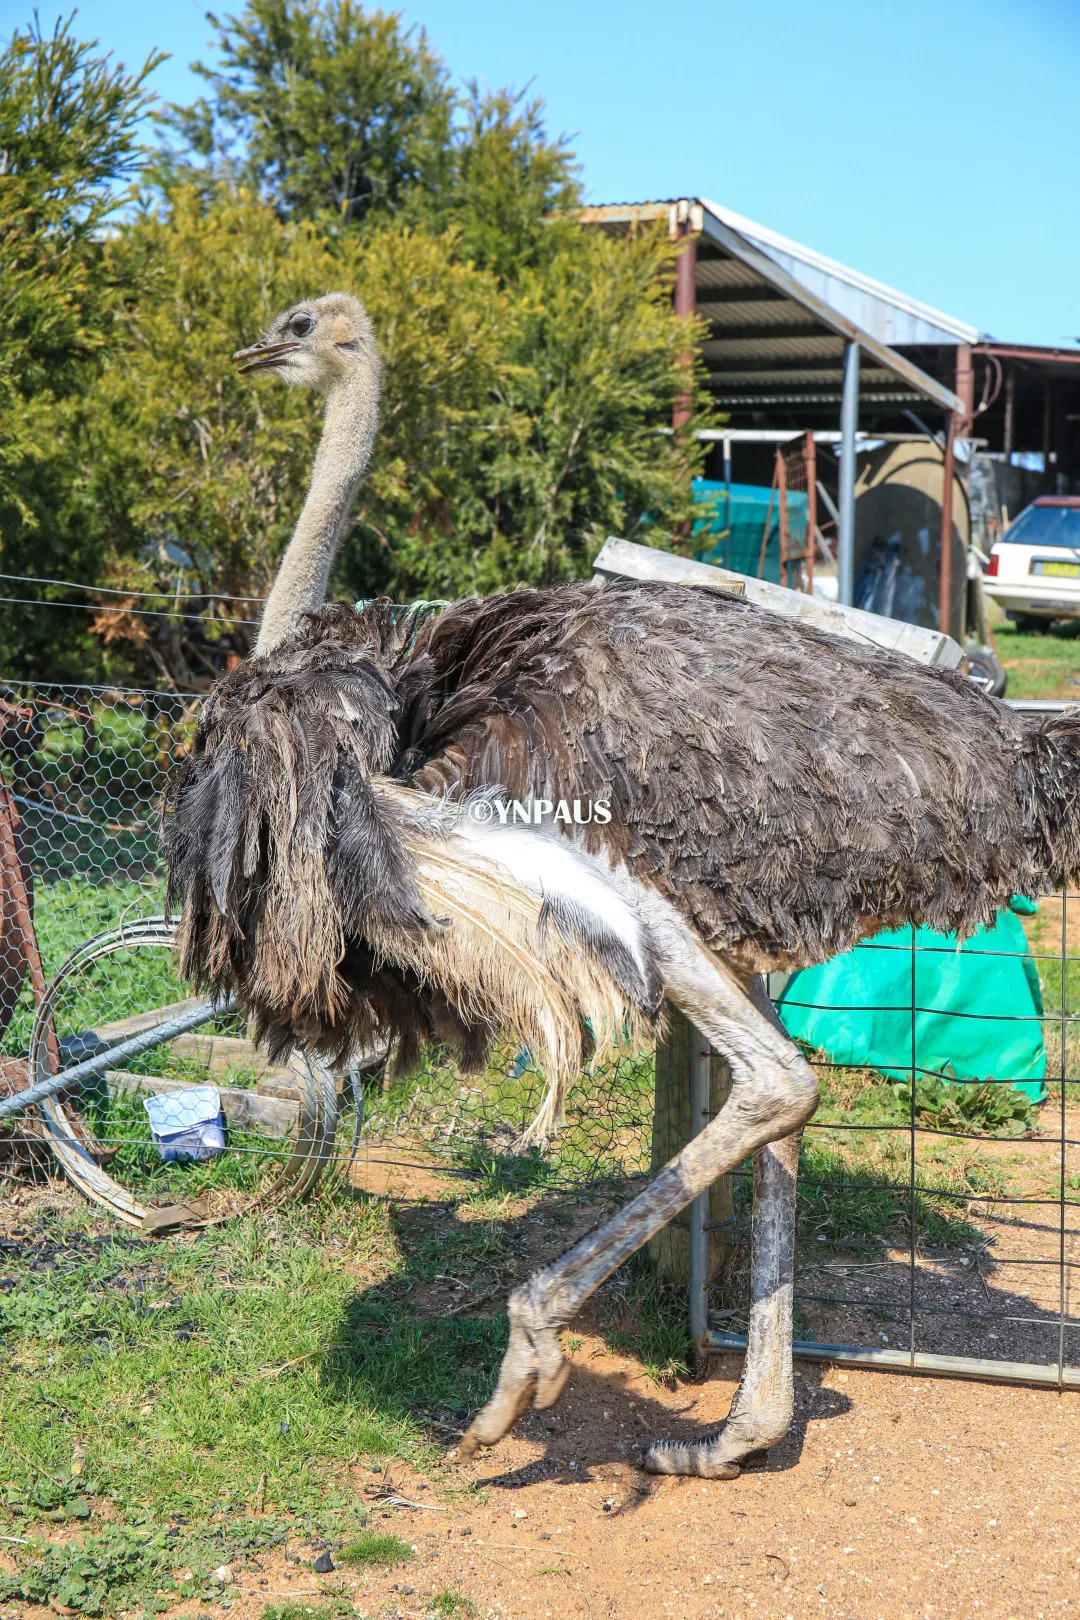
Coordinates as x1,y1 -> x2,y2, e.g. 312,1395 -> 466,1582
337,1529 -> 414,1568
0,1194 -> 455,1520
429,1590 -> 478,1618
994,619 -> 1080,700
0,1184 -> 501,1612
601,1255 -> 691,1384
0,1513 -> 332,1617
262,1607 -> 351,1620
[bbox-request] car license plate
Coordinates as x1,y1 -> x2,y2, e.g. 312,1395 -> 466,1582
1031,559 -> 1080,577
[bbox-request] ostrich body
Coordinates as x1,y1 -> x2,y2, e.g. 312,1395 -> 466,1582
167,294 -> 1080,1478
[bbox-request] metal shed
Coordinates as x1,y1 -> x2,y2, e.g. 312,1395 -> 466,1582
581,197 -> 1080,632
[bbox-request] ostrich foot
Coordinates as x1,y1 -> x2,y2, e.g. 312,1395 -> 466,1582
642,1406 -> 791,1478
457,1284 -> 570,1460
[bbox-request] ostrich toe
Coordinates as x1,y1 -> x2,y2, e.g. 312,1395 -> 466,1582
457,1285 -> 569,1459
642,1407 -> 786,1477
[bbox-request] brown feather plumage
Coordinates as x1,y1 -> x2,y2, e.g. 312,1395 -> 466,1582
164,580 -> 1080,1119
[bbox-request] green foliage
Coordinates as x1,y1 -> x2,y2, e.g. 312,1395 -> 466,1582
0,1524 -> 178,1616
888,1073 -> 1036,1134
433,82 -> 580,279
337,1528 -> 414,1567
262,1606 -> 352,1620
0,14 -> 160,444
351,216 -> 709,599
162,0 -> 456,224
0,16 -> 162,677
2,2 -> 714,683
815,1056 -> 1038,1137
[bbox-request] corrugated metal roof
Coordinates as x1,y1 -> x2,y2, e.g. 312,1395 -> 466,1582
579,198 -> 963,415
699,198 -> 983,347
702,334 -> 845,363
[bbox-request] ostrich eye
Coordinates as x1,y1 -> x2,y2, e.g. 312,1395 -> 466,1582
290,313 -> 315,337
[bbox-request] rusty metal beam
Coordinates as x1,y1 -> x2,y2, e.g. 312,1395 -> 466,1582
973,342 -> 1080,367
672,207 -> 697,437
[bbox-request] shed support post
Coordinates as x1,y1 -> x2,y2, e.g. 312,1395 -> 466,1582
939,412 -> 958,637
939,344 -> 972,639
687,1029 -> 712,1350
837,341 -> 860,606
1003,369 -> 1015,460
672,203 -> 698,437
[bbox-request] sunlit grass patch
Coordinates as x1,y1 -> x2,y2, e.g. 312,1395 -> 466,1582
337,1529 -> 414,1567
430,1589 -> 478,1618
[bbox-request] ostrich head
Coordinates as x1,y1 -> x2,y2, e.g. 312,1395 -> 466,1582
233,291 -> 377,394
237,292 -> 382,656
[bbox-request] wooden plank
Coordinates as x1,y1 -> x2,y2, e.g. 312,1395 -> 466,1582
91,1006 -> 283,1079
104,1071 -> 298,1138
592,535 -> 963,669
648,1005 -> 733,1286
93,999 -> 203,1040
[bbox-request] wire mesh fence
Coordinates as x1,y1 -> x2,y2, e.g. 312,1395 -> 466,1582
706,911 -> 1080,1386
1,678 -> 1078,1385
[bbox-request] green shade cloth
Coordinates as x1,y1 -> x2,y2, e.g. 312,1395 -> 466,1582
775,904 -> 1047,1102
692,478 -> 808,588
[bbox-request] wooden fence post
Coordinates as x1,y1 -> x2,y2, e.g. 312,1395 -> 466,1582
649,1003 -> 734,1343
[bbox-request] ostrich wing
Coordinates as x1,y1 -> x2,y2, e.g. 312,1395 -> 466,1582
395,580 -> 1080,973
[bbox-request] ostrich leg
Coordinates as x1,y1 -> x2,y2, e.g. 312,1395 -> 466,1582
644,1126 -> 801,1475
458,951 -> 818,1466
646,976 -> 804,1474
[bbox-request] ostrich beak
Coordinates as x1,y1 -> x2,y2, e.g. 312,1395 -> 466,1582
233,339 -> 300,375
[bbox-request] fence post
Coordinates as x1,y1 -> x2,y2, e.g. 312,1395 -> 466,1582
649,1004 -> 734,1352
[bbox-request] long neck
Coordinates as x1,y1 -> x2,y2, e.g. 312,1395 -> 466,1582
255,368 -> 378,655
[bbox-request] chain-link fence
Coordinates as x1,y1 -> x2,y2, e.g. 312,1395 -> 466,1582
1,679 -> 1077,1386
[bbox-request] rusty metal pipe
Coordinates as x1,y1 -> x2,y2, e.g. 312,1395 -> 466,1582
672,222 -> 697,436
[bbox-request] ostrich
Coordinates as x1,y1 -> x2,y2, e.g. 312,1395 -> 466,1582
167,291 -> 1080,1478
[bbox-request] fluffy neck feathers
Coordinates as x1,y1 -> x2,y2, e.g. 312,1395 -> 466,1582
255,368 -> 379,656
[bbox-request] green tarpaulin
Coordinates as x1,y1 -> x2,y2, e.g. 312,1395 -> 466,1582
775,901 -> 1047,1102
692,478 -> 808,587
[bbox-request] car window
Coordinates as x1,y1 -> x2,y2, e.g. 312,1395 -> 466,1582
1003,504 -> 1080,548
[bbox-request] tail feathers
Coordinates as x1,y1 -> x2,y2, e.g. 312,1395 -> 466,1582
164,632 -> 656,1143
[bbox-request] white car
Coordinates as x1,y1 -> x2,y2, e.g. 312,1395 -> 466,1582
984,496 -> 1080,629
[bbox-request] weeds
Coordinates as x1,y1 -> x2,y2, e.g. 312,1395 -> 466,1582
0,1525 -> 180,1616
262,1605 -> 351,1620
429,1589 -> 478,1617
602,1255 -> 690,1383
816,1060 -> 1038,1136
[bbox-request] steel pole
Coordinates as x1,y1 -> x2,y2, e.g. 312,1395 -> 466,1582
687,1024 -> 712,1350
939,412 -> 957,636
837,341 -> 860,606
0,997 -> 231,1121
672,216 -> 698,437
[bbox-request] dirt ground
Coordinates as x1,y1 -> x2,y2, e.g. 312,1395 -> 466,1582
90,1327 -> 1077,1620
3,1128 -> 1079,1620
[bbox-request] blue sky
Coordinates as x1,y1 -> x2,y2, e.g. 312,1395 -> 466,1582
8,0 -> 1078,346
